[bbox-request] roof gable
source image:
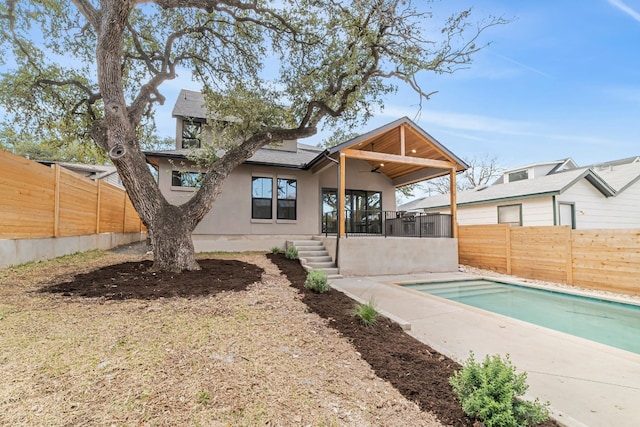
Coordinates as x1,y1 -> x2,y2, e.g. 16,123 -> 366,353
172,89 -> 206,118
312,117 -> 468,187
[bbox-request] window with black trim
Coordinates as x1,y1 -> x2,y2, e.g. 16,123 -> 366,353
498,204 -> 522,226
171,171 -> 205,188
277,178 -> 297,220
182,119 -> 202,149
252,177 -> 273,219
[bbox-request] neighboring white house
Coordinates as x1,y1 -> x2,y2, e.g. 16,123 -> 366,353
400,156 -> 640,229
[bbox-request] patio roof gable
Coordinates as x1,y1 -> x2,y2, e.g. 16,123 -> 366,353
317,117 -> 468,187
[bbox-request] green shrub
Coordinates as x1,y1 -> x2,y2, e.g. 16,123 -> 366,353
354,299 -> 378,327
449,352 -> 549,427
304,270 -> 330,293
196,390 -> 211,405
270,246 -> 281,254
285,246 -> 298,260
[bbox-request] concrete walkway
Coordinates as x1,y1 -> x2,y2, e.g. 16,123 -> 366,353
331,272 -> 640,427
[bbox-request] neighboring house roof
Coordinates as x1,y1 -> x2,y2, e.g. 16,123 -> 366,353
492,158 -> 577,185
590,161 -> 640,193
400,167 -> 616,211
38,160 -> 120,180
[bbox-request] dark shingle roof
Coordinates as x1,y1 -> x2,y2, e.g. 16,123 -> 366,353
145,143 -> 324,169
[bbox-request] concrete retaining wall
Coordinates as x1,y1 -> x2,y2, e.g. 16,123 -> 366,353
320,236 -> 458,276
0,232 -> 147,268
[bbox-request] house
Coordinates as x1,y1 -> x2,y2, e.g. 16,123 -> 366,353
144,89 -> 468,275
400,156 -> 640,229
37,161 -> 125,189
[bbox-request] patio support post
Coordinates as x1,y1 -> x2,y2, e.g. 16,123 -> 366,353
339,152 -> 346,238
450,167 -> 458,238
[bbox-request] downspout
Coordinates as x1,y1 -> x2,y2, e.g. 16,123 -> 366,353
552,195 -> 557,225
323,152 -> 340,267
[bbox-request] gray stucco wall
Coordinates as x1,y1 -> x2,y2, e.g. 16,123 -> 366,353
324,236 -> 459,276
155,155 -> 398,246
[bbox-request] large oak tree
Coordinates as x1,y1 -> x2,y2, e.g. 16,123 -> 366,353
0,0 -> 505,271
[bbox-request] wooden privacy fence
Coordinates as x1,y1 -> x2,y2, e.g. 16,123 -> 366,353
458,224 -> 640,296
0,149 -> 144,239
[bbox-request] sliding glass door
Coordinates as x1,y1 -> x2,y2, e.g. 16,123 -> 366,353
322,188 -> 382,234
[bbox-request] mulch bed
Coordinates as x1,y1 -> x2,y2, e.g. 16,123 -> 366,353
39,259 -> 263,300
39,253 -> 559,426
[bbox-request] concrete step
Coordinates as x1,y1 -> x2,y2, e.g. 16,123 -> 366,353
291,239 -> 341,278
298,250 -> 329,258
290,240 -> 322,247
303,265 -> 341,276
306,261 -> 336,269
303,255 -> 333,263
296,246 -> 327,253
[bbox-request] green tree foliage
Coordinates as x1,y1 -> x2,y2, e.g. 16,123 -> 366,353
0,0 -> 506,271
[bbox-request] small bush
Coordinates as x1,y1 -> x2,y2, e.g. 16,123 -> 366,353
285,246 -> 298,260
354,299 -> 378,327
449,352 -> 549,427
304,270 -> 330,293
196,390 -> 211,405
270,246 -> 281,254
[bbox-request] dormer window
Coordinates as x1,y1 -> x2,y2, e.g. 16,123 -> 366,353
182,119 -> 203,149
508,169 -> 528,183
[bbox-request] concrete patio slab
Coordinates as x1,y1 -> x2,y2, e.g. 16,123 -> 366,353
330,272 -> 640,427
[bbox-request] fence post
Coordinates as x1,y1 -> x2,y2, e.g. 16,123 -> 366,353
122,192 -> 127,233
565,226 -> 574,285
53,165 -> 61,237
96,180 -> 102,234
505,225 -> 512,275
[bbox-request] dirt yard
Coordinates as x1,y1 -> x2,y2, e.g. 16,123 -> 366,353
0,247 -> 559,426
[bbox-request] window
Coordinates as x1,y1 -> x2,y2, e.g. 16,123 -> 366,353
498,204 -> 522,226
171,171 -> 205,188
277,178 -> 297,220
508,169 -> 528,182
182,119 -> 202,148
252,177 -> 273,219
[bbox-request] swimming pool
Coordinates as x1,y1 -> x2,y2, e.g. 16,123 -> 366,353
403,279 -> 640,354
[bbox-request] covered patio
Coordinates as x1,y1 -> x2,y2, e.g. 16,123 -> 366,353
308,117 -> 468,275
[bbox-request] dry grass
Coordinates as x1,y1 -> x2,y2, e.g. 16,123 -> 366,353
0,250 -> 442,427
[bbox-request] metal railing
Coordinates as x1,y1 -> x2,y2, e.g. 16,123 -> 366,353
323,211 -> 453,238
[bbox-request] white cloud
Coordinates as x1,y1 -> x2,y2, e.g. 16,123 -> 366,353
608,0 -> 640,22
489,52 -> 553,79
378,105 -> 621,147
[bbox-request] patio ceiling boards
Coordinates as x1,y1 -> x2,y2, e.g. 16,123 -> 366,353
312,117 -> 468,187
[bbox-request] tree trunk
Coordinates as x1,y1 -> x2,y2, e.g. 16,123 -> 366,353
148,205 -> 200,272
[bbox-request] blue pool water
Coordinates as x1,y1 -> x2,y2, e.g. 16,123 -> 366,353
403,279 -> 640,354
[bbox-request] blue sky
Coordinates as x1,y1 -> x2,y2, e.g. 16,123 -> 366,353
2,1 -> 637,170
155,1 -> 640,170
